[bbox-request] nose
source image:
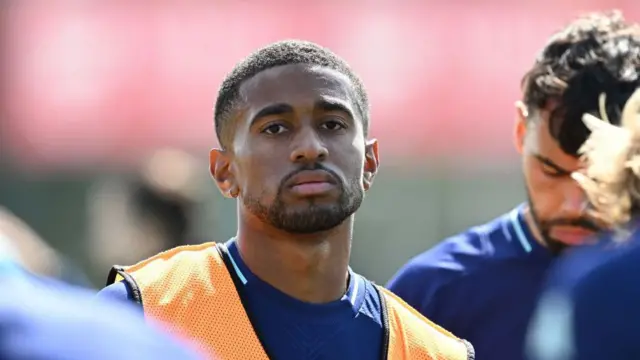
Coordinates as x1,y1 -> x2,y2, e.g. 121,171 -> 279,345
289,126 -> 328,163
560,180 -> 589,217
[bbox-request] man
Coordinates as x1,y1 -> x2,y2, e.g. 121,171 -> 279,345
97,40 -> 473,360
0,232 -> 199,360
387,11 -> 640,360
527,88 -> 640,360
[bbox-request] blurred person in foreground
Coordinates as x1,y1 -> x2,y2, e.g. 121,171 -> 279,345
387,11 -> 640,360
527,88 -> 640,360
0,223 -> 199,359
98,40 -> 474,360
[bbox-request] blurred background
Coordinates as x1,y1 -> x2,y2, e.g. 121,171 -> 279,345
1,0 -> 638,288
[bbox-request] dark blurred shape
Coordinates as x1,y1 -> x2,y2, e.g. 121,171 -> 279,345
88,148 -> 201,270
132,148 -> 199,250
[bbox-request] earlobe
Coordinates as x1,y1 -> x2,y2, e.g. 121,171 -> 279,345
363,139 -> 380,190
209,149 -> 237,198
514,101 -> 528,154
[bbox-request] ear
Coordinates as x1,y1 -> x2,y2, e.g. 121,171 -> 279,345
210,149 -> 239,198
514,101 -> 528,154
363,139 -> 379,191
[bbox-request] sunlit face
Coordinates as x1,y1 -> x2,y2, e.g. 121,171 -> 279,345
211,64 -> 379,234
516,104 -> 603,253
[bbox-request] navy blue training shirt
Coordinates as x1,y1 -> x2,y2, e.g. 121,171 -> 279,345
0,260 -> 198,360
98,239 -> 385,360
527,226 -> 640,360
387,204 -> 554,360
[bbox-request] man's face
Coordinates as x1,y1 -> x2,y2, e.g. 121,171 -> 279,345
516,104 -> 603,253
212,64 -> 378,234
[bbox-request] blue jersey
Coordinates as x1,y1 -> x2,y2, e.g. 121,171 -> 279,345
527,227 -> 640,360
99,239 -> 385,360
0,260 -> 198,360
387,205 -> 554,360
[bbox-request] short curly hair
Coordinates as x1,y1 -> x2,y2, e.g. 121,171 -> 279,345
213,40 -> 369,149
522,10 -> 640,156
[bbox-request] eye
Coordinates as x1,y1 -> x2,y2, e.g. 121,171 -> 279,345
320,120 -> 346,131
540,163 -> 566,178
534,155 -> 571,178
261,123 -> 288,135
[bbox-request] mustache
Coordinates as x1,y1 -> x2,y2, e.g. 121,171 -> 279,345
279,163 -> 342,189
541,217 -> 602,232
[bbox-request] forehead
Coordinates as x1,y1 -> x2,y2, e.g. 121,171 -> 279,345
238,64 -> 355,111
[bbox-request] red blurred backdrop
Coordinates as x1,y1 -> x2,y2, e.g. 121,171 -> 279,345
2,1 -> 638,168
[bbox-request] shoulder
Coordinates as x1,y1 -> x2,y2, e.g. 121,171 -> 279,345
103,242 -> 222,298
378,287 -> 474,360
545,231 -> 640,293
387,212 -> 515,302
563,247 -> 640,359
570,238 -> 640,310
124,242 -> 219,276
120,242 -> 220,282
527,259 -> 634,360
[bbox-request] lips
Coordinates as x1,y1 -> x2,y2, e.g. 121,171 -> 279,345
551,227 -> 596,245
288,170 -> 336,186
286,170 -> 337,196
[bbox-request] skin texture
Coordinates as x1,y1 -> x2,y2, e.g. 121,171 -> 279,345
515,102 -> 602,254
210,64 -> 379,303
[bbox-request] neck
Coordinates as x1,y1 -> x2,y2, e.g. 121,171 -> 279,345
235,214 -> 353,304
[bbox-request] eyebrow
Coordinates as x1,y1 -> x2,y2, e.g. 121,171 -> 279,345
314,99 -> 354,119
533,154 -> 572,175
250,103 -> 294,126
